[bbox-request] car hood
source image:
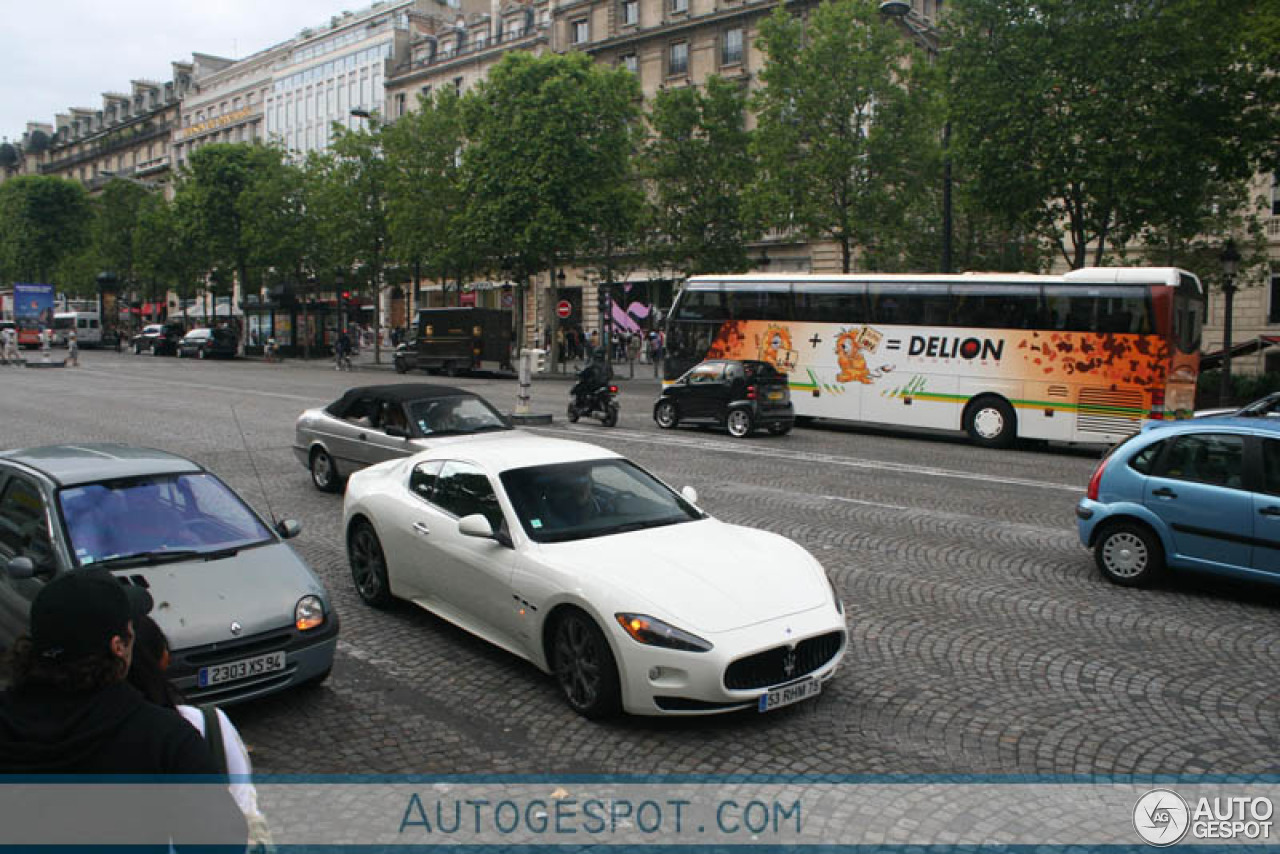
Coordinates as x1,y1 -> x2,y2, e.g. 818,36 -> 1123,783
538,519 -> 830,635
108,542 -> 327,649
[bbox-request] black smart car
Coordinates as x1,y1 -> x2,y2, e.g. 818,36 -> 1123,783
131,322 -> 185,355
653,359 -> 795,437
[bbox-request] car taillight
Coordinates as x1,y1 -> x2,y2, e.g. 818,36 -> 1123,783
1086,457 -> 1107,501
608,385 -> 618,394
746,384 -> 757,400
1149,388 -> 1166,421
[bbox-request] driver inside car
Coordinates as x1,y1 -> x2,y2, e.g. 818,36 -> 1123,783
545,470 -> 605,528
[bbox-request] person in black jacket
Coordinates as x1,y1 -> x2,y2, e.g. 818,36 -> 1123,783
0,570 -> 247,850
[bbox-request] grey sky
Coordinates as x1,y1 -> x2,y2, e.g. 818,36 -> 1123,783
1,0 -> 349,143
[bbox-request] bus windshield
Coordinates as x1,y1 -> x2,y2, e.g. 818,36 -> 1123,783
664,269 -> 1202,446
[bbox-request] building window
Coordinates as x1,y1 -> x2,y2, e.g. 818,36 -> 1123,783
572,18 -> 589,44
421,84 -> 432,98
397,92 -> 407,116
1270,273 -> 1280,324
722,27 -> 743,65
1272,173 -> 1280,216
622,53 -> 638,74
670,0 -> 687,13
454,76 -> 463,94
668,41 -> 689,76
622,0 -> 638,26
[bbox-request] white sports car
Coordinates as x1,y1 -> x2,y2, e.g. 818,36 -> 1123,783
342,435 -> 847,717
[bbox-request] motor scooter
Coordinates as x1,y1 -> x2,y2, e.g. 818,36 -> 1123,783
568,384 -> 620,427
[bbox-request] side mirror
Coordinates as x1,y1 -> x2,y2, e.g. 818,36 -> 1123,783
680,486 -> 698,505
458,513 -> 495,540
276,519 -> 302,539
385,425 -> 411,439
5,556 -> 36,580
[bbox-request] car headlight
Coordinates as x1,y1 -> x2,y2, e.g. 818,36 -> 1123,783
615,613 -> 712,652
828,576 -> 845,615
295,595 -> 326,631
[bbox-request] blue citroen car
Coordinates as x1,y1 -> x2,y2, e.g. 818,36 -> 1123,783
1076,418 -> 1280,588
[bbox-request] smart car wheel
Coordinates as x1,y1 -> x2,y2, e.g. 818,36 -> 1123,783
726,409 -> 754,438
348,520 -> 393,608
310,448 -> 341,493
1095,521 -> 1165,587
394,356 -> 409,374
552,609 -> 621,719
654,400 -> 678,429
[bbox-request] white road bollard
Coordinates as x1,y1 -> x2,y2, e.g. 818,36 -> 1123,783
510,349 -> 552,425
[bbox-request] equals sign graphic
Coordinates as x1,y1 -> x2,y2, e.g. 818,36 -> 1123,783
885,340 -> 902,350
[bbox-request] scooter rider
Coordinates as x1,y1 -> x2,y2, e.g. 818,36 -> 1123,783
571,349 -> 613,411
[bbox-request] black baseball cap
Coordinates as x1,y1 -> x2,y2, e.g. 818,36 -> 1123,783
30,570 -> 154,662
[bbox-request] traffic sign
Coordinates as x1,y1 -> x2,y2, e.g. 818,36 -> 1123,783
556,300 -> 572,319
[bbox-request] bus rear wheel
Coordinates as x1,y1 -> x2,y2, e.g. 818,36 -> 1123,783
964,396 -> 1016,449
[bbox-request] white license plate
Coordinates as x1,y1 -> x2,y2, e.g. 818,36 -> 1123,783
758,677 -> 821,712
198,651 -> 286,687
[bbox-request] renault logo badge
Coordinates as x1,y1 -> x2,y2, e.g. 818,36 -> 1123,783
230,621 -> 243,636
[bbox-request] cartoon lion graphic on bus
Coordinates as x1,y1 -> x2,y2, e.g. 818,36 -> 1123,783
835,328 -> 875,384
759,325 -> 797,372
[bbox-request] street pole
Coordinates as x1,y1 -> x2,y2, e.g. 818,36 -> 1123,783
1217,238 -> 1241,407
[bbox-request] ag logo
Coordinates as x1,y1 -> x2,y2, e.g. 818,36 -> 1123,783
1134,789 -> 1189,846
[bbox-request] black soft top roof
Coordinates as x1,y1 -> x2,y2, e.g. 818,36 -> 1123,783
329,383 -> 471,411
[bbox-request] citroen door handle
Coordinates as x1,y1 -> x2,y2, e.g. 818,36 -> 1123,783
1260,506 -> 1280,517
1152,487 -> 1177,499
412,522 -> 431,536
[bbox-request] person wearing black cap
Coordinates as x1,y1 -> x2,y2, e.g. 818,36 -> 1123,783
0,570 -> 247,849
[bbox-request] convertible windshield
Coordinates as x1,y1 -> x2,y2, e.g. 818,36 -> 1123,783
408,395 -> 510,437
501,459 -> 700,544
58,473 -> 274,567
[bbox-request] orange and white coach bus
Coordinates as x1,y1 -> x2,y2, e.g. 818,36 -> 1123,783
662,267 -> 1204,447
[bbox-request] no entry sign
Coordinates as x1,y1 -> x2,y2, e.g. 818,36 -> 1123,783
556,300 -> 572,319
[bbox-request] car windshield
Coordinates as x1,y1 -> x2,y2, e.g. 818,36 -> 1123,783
500,459 -> 700,544
407,395 -> 510,437
58,473 -> 274,567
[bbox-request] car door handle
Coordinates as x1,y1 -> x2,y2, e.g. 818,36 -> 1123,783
358,433 -> 368,441
1260,506 -> 1280,517
412,521 -> 431,536
1151,487 -> 1178,498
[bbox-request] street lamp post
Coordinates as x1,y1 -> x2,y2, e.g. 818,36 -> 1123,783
879,1 -> 952,273
1217,238 -> 1242,407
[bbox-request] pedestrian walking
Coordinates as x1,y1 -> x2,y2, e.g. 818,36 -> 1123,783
0,326 -> 16,365
0,570 -> 248,848
264,337 -> 279,363
39,327 -> 52,364
626,330 -> 642,378
65,329 -> 79,367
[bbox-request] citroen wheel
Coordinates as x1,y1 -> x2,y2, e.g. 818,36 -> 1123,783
1095,521 -> 1165,587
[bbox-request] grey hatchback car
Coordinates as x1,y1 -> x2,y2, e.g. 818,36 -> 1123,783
0,444 -> 338,704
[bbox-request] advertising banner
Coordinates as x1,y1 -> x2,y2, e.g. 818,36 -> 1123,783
13,283 -> 54,344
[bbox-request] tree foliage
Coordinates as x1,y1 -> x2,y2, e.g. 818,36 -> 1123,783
947,0 -> 1280,269
0,175 -> 92,284
752,0 -> 942,273
646,75 -> 757,276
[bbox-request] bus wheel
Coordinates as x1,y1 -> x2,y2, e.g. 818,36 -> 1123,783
965,397 -> 1016,449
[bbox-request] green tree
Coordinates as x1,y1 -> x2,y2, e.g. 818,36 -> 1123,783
751,0 -> 941,273
383,88 -> 477,307
0,175 -> 92,284
133,194 -> 202,326
93,179 -> 153,287
947,0 -> 1279,269
646,75 -> 757,276
309,121 -> 393,362
463,52 -> 643,343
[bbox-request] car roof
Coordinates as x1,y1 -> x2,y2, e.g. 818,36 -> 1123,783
410,436 -> 622,473
335,383 -> 473,405
0,443 -> 204,487
1147,416 -> 1280,436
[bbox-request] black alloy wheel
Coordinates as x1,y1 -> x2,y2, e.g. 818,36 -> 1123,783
654,400 -> 678,429
348,520 -> 394,608
552,610 -> 621,719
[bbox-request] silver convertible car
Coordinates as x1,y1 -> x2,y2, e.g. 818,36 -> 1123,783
0,444 -> 338,704
294,383 -> 518,492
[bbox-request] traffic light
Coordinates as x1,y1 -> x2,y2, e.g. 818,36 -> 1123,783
530,348 -> 547,372
341,290 -> 352,305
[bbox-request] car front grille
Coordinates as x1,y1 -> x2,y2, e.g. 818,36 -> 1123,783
724,631 -> 844,690
179,631 -> 295,666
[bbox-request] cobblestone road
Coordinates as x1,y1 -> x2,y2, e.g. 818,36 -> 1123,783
2,352 -> 1277,777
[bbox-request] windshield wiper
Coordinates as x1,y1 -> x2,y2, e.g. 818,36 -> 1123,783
95,549 -> 201,569
596,518 -> 689,537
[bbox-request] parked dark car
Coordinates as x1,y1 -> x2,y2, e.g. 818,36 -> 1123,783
653,359 -> 794,438
178,327 -> 238,360
131,322 -> 185,355
1195,392 -> 1280,420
